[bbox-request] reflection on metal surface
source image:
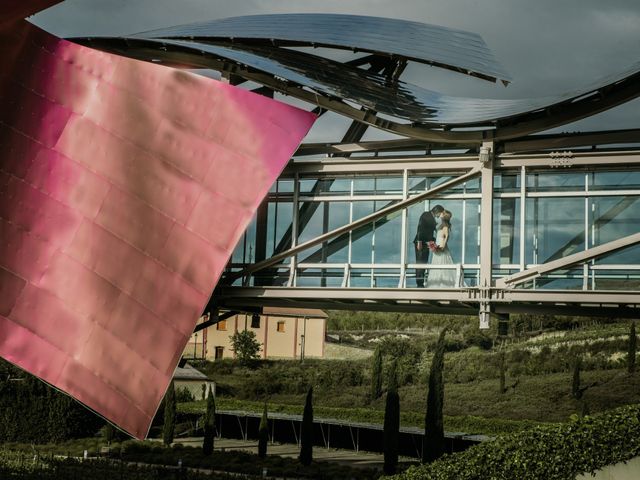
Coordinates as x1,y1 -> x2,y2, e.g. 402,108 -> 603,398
73,35 -> 640,139
0,4 -> 315,439
131,13 -> 512,83
148,40 -> 640,126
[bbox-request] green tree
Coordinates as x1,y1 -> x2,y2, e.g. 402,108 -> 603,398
370,346 -> 383,401
202,386 -> 215,455
230,330 -> 262,366
299,387 -> 313,466
383,359 -> 400,475
423,328 -> 447,463
258,402 -> 269,458
163,381 -> 176,446
628,321 -> 637,374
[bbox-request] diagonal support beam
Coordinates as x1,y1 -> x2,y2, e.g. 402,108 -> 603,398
228,167 -> 481,280
496,231 -> 640,288
193,310 -> 239,333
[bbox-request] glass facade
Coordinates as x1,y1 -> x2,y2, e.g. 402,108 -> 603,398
229,168 -> 640,291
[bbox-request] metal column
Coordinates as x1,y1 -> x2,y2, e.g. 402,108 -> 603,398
479,142 -> 494,329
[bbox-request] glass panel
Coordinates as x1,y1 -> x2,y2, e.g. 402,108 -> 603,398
354,176 -> 402,195
351,201 -> 374,263
231,215 -> 257,264
409,175 -> 473,194
266,202 -> 293,257
525,198 -> 585,264
295,201 -> 351,263
299,178 -> 351,195
325,202 -> 351,263
493,198 -> 521,265
297,202 -> 324,244
462,269 -> 479,287
592,269 -> 640,290
520,269 -> 585,290
373,201 -> 402,264
589,171 -> 640,191
464,199 -> 480,264
590,196 -> 640,264
276,179 -> 294,193
373,269 -> 400,288
349,268 -> 373,287
296,268 -> 344,287
494,173 -> 520,193
526,171 -> 585,192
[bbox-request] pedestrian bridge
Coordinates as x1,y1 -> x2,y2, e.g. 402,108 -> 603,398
210,146 -> 640,327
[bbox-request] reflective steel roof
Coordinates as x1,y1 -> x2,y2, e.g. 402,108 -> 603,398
133,38 -> 640,126
131,13 -> 512,84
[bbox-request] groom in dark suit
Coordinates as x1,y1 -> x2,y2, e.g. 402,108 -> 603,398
413,204 -> 445,287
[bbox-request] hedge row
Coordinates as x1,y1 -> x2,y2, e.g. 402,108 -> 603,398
387,404 -> 640,480
0,450 -> 243,480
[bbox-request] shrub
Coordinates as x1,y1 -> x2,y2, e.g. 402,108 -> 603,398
389,404 -> 640,480
176,387 -> 195,403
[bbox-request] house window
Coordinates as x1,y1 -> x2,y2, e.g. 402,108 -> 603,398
214,346 -> 224,360
276,321 -> 285,333
216,320 -> 227,331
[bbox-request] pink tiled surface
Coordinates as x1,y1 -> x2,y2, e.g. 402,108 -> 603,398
0,8 -> 315,438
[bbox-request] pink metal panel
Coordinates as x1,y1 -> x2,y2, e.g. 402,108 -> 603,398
0,6 -> 315,438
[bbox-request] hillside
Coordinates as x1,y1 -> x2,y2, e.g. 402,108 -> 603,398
187,315 -> 639,434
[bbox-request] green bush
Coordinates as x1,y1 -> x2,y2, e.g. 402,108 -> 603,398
388,404 -> 640,480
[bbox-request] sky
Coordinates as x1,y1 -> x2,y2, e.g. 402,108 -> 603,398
32,0 -> 640,142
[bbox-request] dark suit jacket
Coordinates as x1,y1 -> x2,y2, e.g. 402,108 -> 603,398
414,211 -> 437,243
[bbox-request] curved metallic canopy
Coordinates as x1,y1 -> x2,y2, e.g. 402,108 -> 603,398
130,13 -> 512,84
131,39 -> 640,126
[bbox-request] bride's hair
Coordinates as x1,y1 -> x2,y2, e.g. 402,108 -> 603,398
440,210 -> 453,229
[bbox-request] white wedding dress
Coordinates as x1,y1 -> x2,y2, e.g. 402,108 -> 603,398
426,226 -> 458,288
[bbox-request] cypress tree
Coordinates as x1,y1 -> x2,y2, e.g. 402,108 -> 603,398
628,321 -> 637,374
370,346 -> 383,401
423,328 -> 447,463
163,381 -> 176,446
572,356 -> 582,399
383,359 -> 400,475
202,386 -> 215,455
299,387 -> 314,466
258,402 -> 269,458
498,351 -> 506,394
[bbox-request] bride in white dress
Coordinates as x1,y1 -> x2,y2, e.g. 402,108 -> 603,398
426,210 -> 459,288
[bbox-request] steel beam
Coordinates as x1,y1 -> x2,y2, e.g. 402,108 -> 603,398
193,310 -> 238,333
478,142 -> 495,328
